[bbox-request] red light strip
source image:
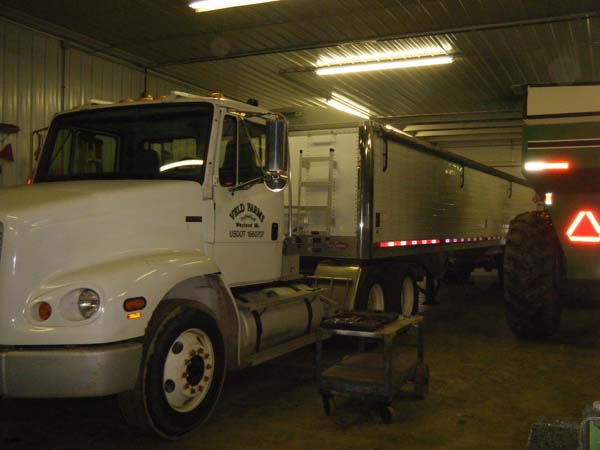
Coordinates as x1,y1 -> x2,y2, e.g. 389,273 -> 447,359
378,236 -> 503,248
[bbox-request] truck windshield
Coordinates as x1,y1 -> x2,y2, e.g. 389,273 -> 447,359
35,103 -> 213,184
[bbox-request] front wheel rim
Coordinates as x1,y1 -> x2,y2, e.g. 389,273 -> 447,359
162,328 -> 215,413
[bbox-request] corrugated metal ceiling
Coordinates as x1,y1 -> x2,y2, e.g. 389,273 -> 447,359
1,0 -> 599,117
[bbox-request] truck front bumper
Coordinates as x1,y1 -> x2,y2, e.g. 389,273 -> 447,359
0,340 -> 142,398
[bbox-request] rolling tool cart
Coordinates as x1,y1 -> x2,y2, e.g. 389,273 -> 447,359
316,312 -> 428,423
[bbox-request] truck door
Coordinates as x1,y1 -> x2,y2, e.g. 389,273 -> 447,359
211,112 -> 283,286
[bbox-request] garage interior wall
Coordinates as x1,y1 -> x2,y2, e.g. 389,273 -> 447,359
0,18 -> 201,187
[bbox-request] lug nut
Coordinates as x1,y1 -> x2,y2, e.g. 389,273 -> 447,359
204,353 -> 210,359
206,364 -> 212,370
204,376 -> 210,382
190,388 -> 196,394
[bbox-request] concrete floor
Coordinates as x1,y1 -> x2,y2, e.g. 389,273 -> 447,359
2,272 -> 600,450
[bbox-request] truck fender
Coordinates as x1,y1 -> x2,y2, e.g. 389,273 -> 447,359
161,274 -> 241,371
26,251 -> 222,345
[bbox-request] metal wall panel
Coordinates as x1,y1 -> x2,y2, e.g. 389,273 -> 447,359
0,19 -> 61,186
0,18 -> 194,187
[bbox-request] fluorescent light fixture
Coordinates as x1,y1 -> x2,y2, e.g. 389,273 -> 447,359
316,56 -> 454,76
316,45 -> 452,67
189,0 -> 279,12
524,161 -> 570,172
384,124 -> 412,137
327,93 -> 370,119
160,160 -> 204,172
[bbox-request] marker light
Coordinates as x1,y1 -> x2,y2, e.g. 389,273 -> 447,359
566,211 -> 600,243
524,161 -> 570,172
189,0 -> 278,12
38,302 -> 52,321
545,193 -> 553,206
316,56 -> 454,76
127,312 -> 142,320
160,160 -> 204,172
124,297 -> 146,312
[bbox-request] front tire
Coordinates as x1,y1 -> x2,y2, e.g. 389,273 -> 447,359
503,211 -> 564,338
119,301 -> 226,439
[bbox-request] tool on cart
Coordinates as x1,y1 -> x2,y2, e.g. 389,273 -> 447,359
316,312 -> 428,423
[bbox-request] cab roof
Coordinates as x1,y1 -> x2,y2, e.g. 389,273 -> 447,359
55,91 -> 272,118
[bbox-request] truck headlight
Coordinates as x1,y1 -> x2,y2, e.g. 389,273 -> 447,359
78,289 -> 100,319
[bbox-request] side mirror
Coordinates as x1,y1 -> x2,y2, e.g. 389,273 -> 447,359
264,118 -> 288,192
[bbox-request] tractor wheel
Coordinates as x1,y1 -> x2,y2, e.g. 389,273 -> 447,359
503,211 -> 565,338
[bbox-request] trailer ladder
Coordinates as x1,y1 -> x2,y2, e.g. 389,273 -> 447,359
297,148 -> 336,234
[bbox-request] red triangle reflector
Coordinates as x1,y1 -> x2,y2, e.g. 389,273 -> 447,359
567,211 -> 600,242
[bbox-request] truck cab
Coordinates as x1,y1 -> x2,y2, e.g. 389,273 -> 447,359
0,93 -> 328,439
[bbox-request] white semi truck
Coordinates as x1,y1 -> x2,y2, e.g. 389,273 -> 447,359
0,92 -> 533,439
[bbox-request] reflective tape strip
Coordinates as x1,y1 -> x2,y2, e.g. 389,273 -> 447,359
378,236 -> 503,248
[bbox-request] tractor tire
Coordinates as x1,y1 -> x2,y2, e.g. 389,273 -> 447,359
503,211 -> 565,338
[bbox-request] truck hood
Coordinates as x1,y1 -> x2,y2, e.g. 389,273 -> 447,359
0,180 -> 210,345
0,180 -> 193,226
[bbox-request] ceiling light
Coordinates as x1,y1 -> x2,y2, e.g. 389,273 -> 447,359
316,45 -> 452,67
316,56 -> 454,76
327,93 -> 370,119
189,0 -> 279,13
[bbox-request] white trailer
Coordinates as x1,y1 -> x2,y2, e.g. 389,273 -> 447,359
288,125 -> 534,313
0,94 -> 533,439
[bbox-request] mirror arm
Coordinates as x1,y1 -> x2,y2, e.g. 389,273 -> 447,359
228,175 -> 264,194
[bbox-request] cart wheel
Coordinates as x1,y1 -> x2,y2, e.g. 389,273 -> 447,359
322,395 -> 335,416
414,362 -> 430,399
380,405 -> 394,424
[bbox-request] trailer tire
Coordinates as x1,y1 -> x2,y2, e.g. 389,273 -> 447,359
118,300 -> 225,439
397,272 -> 419,317
356,269 -> 389,312
504,211 -> 564,338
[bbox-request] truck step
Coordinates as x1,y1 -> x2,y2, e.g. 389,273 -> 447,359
244,331 -> 331,367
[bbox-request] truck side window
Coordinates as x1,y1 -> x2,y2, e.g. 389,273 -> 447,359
238,120 -> 264,183
219,115 -> 237,186
245,120 -> 267,167
48,129 -> 73,176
